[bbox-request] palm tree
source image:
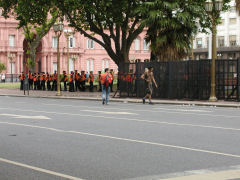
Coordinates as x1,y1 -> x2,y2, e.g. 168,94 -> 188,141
236,0 -> 240,13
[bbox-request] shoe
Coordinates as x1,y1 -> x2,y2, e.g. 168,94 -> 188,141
149,102 -> 154,105
102,100 -> 105,105
142,98 -> 145,104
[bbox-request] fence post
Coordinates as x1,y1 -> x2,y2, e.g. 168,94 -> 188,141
237,58 -> 239,101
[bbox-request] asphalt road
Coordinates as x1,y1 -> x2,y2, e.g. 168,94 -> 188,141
0,96 -> 240,180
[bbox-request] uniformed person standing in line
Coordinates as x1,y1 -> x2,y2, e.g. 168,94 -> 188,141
110,69 -> 114,92
80,71 -> 86,91
37,73 -> 41,90
69,71 -> 74,92
28,71 -> 33,90
52,71 -> 57,91
42,72 -> 46,90
46,72 -> 51,91
89,71 -> 94,92
19,72 -> 25,90
33,73 -> 37,90
75,70 -> 79,91
98,71 -> 102,92
63,71 -> 68,91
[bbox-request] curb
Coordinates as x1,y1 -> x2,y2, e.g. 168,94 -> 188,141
0,94 -> 240,108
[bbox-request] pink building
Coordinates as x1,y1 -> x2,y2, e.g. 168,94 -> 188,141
0,15 -> 150,80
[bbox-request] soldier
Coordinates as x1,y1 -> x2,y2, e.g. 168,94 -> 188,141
63,71 -> 68,91
19,72 -> 25,90
89,71 -> 94,92
41,72 -> 46,90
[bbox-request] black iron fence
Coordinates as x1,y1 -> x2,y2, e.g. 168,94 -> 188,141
118,59 -> 240,101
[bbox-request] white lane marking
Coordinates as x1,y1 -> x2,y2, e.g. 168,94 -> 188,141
0,121 -> 240,159
0,113 -> 51,120
41,103 -> 240,119
153,107 -> 212,113
0,157 -> 84,180
82,110 -> 138,115
0,107 -> 240,132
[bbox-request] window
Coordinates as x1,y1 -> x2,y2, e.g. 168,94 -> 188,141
86,59 -> 94,73
87,39 -> 94,49
9,35 -> 15,47
229,18 -> 236,25
69,58 -> 74,73
143,39 -> 149,50
8,62 -> 15,74
52,37 -> 58,48
134,38 -> 140,50
102,59 -> 109,72
196,38 -> 202,48
69,36 -> 75,48
217,36 -> 224,47
53,62 -> 57,73
229,35 -> 237,47
230,6 -> 236,13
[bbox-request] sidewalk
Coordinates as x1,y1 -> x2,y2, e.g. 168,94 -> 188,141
0,88 -> 240,108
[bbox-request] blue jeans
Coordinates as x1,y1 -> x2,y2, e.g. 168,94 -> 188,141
102,85 -> 110,104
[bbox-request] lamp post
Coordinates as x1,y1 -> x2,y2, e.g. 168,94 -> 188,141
64,29 -> 74,75
205,0 -> 223,102
53,22 -> 64,96
8,53 -> 16,83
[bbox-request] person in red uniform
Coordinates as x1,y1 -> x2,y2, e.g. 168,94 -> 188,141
88,71 -> 94,92
19,72 -> 25,90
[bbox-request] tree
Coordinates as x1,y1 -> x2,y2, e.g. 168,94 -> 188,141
55,0 -> 146,65
141,0 -> 230,61
0,62 -> 6,74
0,0 -> 59,72
236,0 -> 240,13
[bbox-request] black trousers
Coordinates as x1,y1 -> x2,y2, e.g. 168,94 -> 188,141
20,80 -> 24,90
69,81 -> 74,92
41,80 -> 45,90
64,81 -> 67,91
89,81 -> 94,92
47,81 -> 51,91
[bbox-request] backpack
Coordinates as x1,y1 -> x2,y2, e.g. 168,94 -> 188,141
104,74 -> 112,87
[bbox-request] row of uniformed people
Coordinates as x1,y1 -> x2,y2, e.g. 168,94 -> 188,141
19,70 -> 95,92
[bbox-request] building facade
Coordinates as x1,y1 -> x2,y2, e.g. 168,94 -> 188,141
0,15 -> 150,79
193,0 -> 240,60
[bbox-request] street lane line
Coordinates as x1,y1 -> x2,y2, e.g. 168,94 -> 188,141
0,107 -> 240,132
153,107 -> 212,113
40,103 -> 240,119
0,113 -> 51,120
0,157 -> 84,180
81,109 -> 138,115
0,121 -> 240,159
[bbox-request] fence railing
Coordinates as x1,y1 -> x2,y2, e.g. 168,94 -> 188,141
118,59 -> 240,101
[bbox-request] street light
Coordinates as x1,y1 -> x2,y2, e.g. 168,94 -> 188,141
53,22 -> 64,96
64,29 -> 74,75
205,0 -> 223,102
8,53 -> 16,83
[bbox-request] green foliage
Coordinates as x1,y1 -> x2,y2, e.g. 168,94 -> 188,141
0,62 -> 6,73
141,0 -> 230,61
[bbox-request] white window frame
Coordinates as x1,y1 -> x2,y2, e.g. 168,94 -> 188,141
87,39 -> 94,49
143,39 -> 149,50
9,35 -> 15,47
69,58 -> 74,73
69,36 -> 75,48
102,59 -> 109,72
8,62 -> 15,74
53,62 -> 57,73
135,38 -> 140,50
52,37 -> 58,48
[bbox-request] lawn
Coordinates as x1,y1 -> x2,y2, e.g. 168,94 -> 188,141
0,82 -> 20,89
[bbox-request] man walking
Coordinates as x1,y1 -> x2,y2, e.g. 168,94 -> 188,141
141,67 -> 158,104
100,68 -> 113,105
